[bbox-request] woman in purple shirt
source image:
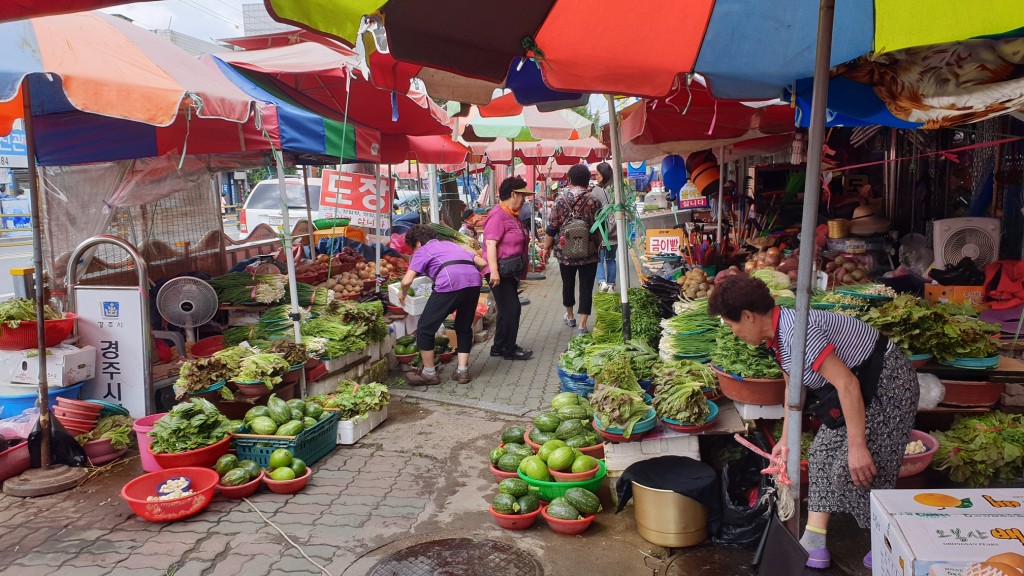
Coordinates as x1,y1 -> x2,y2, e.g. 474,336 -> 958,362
399,225 -> 487,385
482,177 -> 535,361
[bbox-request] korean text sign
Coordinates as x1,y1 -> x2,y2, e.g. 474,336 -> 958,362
646,228 -> 684,255
318,169 -> 392,229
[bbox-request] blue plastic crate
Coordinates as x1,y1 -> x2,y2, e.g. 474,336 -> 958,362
232,410 -> 339,468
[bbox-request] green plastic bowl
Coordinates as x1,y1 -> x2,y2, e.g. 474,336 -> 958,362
313,218 -> 350,230
518,460 -> 606,501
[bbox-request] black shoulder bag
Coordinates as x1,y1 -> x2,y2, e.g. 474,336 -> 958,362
804,335 -> 889,429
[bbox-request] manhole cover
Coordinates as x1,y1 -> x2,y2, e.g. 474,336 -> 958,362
367,538 -> 543,576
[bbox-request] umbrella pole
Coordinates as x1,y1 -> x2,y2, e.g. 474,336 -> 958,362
605,94 -> 631,341
302,165 -> 316,260
428,165 -> 439,224
274,159 -> 303,348
374,164 -> 382,273
415,161 -> 424,222
785,0 -> 836,536
715,146 -> 726,267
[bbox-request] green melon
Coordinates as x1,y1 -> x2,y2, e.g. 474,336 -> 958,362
564,487 -> 602,515
533,412 -> 562,433
519,456 -> 550,482
554,419 -> 585,440
538,439 -> 567,463
547,446 -> 577,472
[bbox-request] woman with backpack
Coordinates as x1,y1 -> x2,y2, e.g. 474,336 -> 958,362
544,164 -> 603,334
589,162 -> 618,293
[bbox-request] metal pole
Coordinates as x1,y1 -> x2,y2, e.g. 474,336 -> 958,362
428,165 -> 439,224
785,0 -> 836,536
605,94 -> 631,341
415,161 -> 424,222
302,165 -> 316,260
373,164 -> 382,272
23,80 -> 51,469
274,159 -> 303,346
716,146 -> 726,266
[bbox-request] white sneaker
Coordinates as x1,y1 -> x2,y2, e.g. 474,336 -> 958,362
605,283 -> 615,293
597,281 -> 607,293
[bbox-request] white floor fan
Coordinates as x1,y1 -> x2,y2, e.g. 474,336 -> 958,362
155,276 -> 219,350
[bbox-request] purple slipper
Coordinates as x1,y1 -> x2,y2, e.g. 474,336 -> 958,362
805,547 -> 831,570
863,552 -> 872,569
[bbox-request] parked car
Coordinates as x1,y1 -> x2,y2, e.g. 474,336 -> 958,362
239,178 -> 322,234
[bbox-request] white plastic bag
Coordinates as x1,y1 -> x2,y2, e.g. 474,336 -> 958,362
0,407 -> 39,440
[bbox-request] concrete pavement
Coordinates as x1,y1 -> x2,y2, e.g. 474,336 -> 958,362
0,271 -> 871,576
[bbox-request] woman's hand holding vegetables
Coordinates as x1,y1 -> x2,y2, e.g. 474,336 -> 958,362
848,443 -> 877,488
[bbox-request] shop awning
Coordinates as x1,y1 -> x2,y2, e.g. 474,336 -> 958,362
0,1 -> 156,22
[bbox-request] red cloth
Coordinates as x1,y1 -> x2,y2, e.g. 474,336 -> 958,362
983,260 -> 1024,309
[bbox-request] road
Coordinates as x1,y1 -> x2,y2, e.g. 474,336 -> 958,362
0,240 -> 36,298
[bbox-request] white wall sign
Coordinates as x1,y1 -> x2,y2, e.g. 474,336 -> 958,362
76,286 -> 149,417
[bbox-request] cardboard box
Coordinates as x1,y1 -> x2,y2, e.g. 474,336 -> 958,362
870,489 -> 1024,576
924,284 -> 985,307
4,344 -> 96,387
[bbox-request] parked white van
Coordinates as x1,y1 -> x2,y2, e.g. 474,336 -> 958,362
239,178 -> 322,234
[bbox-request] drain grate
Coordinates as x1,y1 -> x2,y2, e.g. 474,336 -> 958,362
367,538 -> 543,576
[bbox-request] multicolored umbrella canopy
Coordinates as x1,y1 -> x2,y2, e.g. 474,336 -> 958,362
216,42 -> 451,137
471,137 -> 607,166
379,134 -> 469,165
455,104 -> 593,142
263,0 -> 1024,100
0,1 -> 156,22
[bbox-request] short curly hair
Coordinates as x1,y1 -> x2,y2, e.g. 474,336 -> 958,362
498,176 -> 528,201
707,275 -> 774,322
404,224 -> 436,249
567,164 -> 590,187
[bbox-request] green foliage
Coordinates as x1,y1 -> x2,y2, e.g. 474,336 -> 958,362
711,327 -> 782,379
627,287 -> 662,347
306,381 -> 389,420
931,411 -> 1024,487
147,398 -> 235,454
0,298 -> 62,327
858,295 -> 1000,361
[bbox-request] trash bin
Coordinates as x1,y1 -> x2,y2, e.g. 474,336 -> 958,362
615,456 -> 718,548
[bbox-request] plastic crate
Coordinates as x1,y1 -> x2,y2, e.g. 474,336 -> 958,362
335,406 -> 388,445
0,441 -> 30,483
232,411 -> 339,468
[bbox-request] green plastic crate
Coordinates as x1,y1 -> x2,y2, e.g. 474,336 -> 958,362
232,410 -> 339,468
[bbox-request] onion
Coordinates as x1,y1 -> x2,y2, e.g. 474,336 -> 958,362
766,247 -> 781,257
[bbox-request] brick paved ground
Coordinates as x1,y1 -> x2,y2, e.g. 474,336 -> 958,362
0,272 -> 870,576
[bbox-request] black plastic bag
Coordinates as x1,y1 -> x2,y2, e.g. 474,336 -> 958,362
712,437 -> 772,546
28,414 -> 87,468
931,257 -> 985,286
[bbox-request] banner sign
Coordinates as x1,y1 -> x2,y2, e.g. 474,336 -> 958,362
0,122 -> 27,169
318,170 -> 393,229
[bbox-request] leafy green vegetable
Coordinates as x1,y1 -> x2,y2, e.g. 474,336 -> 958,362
558,333 -> 593,374
301,316 -> 367,358
147,398 -> 236,454
627,287 -> 663,347
307,380 -> 390,420
652,379 -> 708,424
771,420 -> 814,461
234,353 -> 292,387
174,355 -> 231,398
76,415 -> 133,450
592,292 -> 623,344
0,298 -> 63,328
858,295 -> 1000,361
268,340 -> 309,366
588,384 -> 648,438
711,327 -> 782,379
593,355 -> 641,393
931,411 -> 1024,487
751,269 -> 791,292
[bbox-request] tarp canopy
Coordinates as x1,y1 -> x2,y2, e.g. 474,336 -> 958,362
379,134 -> 470,165
455,105 -> 592,142
262,0 -> 1024,100
472,137 -> 607,166
216,42 -> 452,137
0,0 -> 156,22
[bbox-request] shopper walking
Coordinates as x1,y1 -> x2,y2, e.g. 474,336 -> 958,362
482,176 -> 534,361
589,162 -> 618,293
708,275 -> 918,571
399,225 -> 487,384
544,164 -> 602,334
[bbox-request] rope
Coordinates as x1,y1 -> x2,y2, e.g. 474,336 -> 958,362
521,37 -> 551,69
243,497 -> 332,576
590,185 -> 644,249
733,433 -> 796,521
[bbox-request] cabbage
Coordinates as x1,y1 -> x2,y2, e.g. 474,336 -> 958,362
751,268 -> 791,292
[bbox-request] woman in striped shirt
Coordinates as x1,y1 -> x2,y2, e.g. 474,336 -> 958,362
709,275 -> 918,571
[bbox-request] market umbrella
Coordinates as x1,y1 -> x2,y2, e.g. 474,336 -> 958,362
215,42 -> 452,137
0,0 -> 156,22
456,104 -> 593,142
262,0 -> 1024,100
471,137 -> 607,166
0,11 -> 262,496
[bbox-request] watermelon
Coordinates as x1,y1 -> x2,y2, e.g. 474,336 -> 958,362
267,394 -> 291,425
249,416 -> 278,435
545,497 -> 582,520
533,412 -> 562,433
564,487 -> 602,515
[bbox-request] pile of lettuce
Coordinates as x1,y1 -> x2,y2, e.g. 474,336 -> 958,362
858,295 -> 1000,361
148,399 -> 237,454
932,412 -> 1024,487
711,327 -> 782,379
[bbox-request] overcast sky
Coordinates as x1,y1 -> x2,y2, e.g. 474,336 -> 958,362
103,0 -> 248,44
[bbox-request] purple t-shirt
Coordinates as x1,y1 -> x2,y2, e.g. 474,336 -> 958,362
409,239 -> 481,293
482,206 -> 529,278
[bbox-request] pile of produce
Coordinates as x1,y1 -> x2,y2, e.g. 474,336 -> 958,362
173,355 -> 232,398
751,268 -> 793,294
589,356 -> 649,437
0,297 -> 64,327
659,300 -> 719,362
431,223 -> 481,253
267,340 -> 309,367
395,334 -> 418,356
209,273 -> 287,305
519,441 -> 601,485
241,394 -> 330,436
584,340 -> 659,381
490,429 -> 535,473
148,398 -> 237,454
642,276 -> 682,317
810,290 -> 867,308
651,360 -> 716,424
744,247 -> 784,273
265,448 -> 309,482
355,261 -> 382,282
327,271 -> 365,298
859,295 -> 1000,361
75,415 -> 133,449
770,420 -> 814,461
214,454 -> 263,487
591,292 -> 623,344
627,287 -> 665,347
491,478 -> 541,516
558,333 -> 592,375
306,380 -> 389,421
546,490 -> 602,520
332,247 -> 364,269
234,352 -> 292,388
711,327 -> 783,379
931,411 -> 1024,486
300,316 -> 371,358
528,392 -> 600,448
822,254 -> 871,287
677,268 -> 712,300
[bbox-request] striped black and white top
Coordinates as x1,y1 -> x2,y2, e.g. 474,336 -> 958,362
766,307 -> 891,389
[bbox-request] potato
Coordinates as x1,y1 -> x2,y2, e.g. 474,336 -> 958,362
843,262 -> 856,272
834,255 -> 847,265
824,262 -> 837,273
851,269 -> 865,281
699,282 -> 709,291
696,290 -> 707,298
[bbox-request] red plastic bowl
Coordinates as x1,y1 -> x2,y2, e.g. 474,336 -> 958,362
489,505 -> 541,530
189,336 -> 226,358
591,420 -> 650,443
522,428 -> 541,453
489,463 -> 519,483
395,353 -> 416,364
218,470 -> 264,499
53,406 -> 100,422
577,443 -> 605,460
263,467 -> 311,494
149,435 -> 231,469
120,466 -> 218,522
56,397 -> 103,414
0,313 -> 77,351
549,464 -> 600,483
899,430 -> 939,478
541,505 -> 595,535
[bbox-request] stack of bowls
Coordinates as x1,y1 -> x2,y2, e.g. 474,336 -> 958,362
53,397 -> 101,435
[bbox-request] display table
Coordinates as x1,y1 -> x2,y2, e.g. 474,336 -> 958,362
918,355 -> 1024,383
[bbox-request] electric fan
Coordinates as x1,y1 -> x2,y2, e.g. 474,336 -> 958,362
932,217 -> 1000,269
155,277 -> 219,345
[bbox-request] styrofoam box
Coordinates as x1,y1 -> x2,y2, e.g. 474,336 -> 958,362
388,277 -> 432,315
603,427 -> 700,477
733,401 -> 786,420
336,406 -> 388,445
870,489 -> 1024,576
